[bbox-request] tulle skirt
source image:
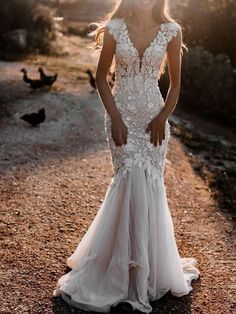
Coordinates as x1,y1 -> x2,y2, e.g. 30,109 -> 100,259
53,164 -> 200,313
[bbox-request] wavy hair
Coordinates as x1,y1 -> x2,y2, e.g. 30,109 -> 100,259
88,0 -> 187,78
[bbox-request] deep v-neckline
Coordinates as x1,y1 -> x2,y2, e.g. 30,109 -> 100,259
122,19 -> 166,72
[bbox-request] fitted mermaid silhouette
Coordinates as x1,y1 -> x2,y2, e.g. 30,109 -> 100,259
53,17 -> 200,313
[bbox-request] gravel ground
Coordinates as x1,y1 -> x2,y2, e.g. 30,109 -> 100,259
0,36 -> 235,314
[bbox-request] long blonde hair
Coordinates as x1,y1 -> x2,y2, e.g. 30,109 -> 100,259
88,0 -> 187,78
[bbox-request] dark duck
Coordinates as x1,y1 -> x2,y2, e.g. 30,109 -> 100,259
20,68 -> 45,91
108,70 -> 116,88
20,108 -> 46,127
38,67 -> 58,86
86,69 -> 96,93
111,70 -> 116,82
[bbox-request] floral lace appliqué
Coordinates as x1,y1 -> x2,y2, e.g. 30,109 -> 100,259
104,18 -> 180,186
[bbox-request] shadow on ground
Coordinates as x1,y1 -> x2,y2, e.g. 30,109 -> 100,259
51,266 -> 200,314
51,284 -> 200,314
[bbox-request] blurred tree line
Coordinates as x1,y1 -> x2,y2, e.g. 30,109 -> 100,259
160,0 -> 236,128
0,0 -> 58,59
175,0 -> 236,65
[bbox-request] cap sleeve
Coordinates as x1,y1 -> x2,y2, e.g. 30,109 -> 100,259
162,22 -> 181,45
105,18 -> 121,41
167,22 -> 181,43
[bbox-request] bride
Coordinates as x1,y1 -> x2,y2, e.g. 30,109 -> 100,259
53,0 -> 200,313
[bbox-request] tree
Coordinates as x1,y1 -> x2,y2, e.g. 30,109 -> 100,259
174,0 -> 236,65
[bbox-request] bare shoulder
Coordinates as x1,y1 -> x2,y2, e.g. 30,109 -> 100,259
164,21 -> 182,47
164,21 -> 181,34
105,17 -> 124,41
105,17 -> 123,30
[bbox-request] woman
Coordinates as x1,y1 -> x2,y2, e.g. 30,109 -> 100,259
53,0 -> 200,313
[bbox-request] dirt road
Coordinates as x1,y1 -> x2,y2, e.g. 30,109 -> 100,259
0,36 -> 235,314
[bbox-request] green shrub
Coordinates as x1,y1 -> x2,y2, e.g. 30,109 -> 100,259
160,45 -> 236,128
0,0 -> 57,58
0,0 -> 35,33
28,4 -> 57,54
175,0 -> 236,66
180,46 -> 236,119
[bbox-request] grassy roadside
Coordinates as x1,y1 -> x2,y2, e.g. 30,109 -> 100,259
170,107 -> 236,219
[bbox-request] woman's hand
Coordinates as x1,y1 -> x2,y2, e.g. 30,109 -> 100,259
111,116 -> 128,146
145,112 -> 167,147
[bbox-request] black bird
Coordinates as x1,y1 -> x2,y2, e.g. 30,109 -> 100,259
20,108 -> 46,127
111,70 -> 116,82
108,70 -> 116,88
86,69 -> 96,93
38,67 -> 58,86
20,68 -> 45,91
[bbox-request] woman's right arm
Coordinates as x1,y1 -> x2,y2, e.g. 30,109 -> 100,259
95,27 -> 128,146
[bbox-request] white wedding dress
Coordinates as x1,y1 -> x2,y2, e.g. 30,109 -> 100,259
53,17 -> 200,313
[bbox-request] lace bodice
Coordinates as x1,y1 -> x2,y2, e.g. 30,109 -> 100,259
104,17 -> 181,185
106,17 -> 180,83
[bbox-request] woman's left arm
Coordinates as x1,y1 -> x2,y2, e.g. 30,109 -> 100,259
145,27 -> 183,147
160,26 -> 183,120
